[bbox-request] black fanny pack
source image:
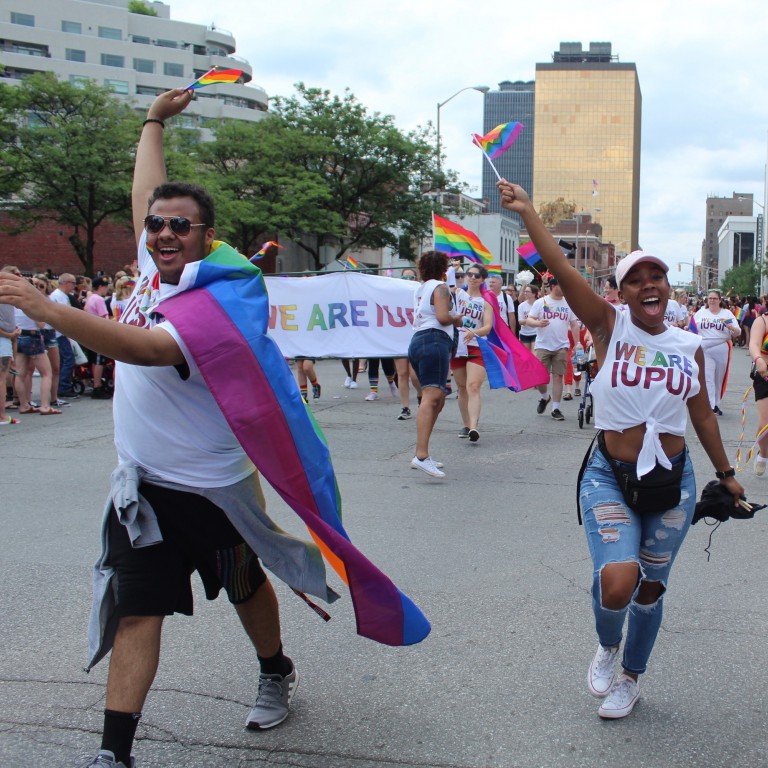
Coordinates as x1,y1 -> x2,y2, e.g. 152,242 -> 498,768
598,431 -> 684,515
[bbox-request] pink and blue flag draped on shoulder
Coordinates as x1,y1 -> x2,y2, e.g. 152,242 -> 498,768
475,287 -> 549,392
158,242 -> 430,646
516,240 -> 542,268
472,122 -> 524,159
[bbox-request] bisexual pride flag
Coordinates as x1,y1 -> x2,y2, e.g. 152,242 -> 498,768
159,241 -> 430,646
475,287 -> 549,392
516,241 -> 542,268
433,214 -> 492,265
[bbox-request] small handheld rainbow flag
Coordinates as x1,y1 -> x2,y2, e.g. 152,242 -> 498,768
736,305 -> 748,323
344,256 -> 359,270
487,264 -> 502,276
250,240 -> 284,262
185,67 -> 243,91
516,241 -> 542,268
433,214 -> 492,265
472,122 -> 524,159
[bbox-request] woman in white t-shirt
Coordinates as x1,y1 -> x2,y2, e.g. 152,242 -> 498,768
451,264 -> 493,443
517,284 -> 539,351
692,290 -> 740,414
499,180 -> 743,722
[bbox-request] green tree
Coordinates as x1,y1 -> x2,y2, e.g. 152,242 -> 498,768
128,0 -> 158,15
273,84 -> 441,270
0,74 -> 140,275
193,117 -> 340,257
720,260 -> 759,296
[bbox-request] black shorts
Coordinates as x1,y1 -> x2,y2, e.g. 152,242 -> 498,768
755,372 -> 768,402
106,482 -> 267,617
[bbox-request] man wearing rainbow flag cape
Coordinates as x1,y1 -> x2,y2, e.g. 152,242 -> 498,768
0,89 -> 429,768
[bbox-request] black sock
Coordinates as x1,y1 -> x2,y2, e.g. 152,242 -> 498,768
257,644 -> 293,677
101,709 -> 141,766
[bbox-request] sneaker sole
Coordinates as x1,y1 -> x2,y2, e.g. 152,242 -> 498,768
468,428 -> 480,442
536,396 -> 551,414
246,671 -> 299,730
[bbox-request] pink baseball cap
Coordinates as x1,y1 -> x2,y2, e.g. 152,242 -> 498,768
615,250 -> 669,287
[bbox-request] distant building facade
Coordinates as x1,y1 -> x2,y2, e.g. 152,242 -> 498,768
704,193 -> 754,284
532,42 -> 641,254
0,0 -> 268,129
481,80 -> 535,224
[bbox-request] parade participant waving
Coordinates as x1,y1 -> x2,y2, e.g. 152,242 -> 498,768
499,180 -> 743,720
692,290 -> 740,415
452,264 -> 494,443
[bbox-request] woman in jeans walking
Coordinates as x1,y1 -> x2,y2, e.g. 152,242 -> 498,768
407,251 -> 463,479
500,180 -> 743,719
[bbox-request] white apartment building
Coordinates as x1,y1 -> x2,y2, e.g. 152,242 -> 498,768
0,0 -> 268,128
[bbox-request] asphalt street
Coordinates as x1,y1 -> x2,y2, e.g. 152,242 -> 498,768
2,349 -> 767,768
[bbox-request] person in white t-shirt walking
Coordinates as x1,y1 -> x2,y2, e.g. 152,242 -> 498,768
525,275 -> 580,420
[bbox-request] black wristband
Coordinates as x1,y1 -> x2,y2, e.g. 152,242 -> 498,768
715,467 -> 736,479
143,118 -> 165,129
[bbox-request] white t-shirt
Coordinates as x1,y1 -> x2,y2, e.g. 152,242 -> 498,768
454,289 -> 487,354
518,300 -> 537,338
528,295 -> 576,351
692,307 -> 739,350
490,290 -> 513,328
663,299 -> 687,328
112,232 -> 254,487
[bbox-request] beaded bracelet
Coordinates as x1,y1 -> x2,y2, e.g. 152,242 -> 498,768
142,118 -> 165,129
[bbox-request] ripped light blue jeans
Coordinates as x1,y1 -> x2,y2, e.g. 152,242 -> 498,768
579,446 -> 696,675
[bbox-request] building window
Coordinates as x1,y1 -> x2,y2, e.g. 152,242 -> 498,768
163,62 -> 183,77
69,74 -> 90,89
193,45 -> 206,55
132,34 -> 150,44
104,79 -> 129,94
61,20 -> 81,33
98,26 -> 122,40
66,49 -> 86,63
101,53 -> 124,68
156,38 -> 177,49
133,58 -> 155,73
11,12 -> 34,26
136,85 -> 162,96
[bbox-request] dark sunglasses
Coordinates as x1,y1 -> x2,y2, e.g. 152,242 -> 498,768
144,215 -> 209,236
466,272 -> 483,279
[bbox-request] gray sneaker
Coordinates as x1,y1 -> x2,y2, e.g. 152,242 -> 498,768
246,667 -> 298,730
74,750 -> 135,767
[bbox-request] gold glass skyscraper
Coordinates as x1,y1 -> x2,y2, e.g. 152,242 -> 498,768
533,43 -> 641,254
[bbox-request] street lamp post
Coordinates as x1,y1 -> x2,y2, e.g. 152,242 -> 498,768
737,196 -> 764,293
436,85 -> 489,177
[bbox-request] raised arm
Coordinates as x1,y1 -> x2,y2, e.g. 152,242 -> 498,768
498,181 -> 615,350
132,88 -> 195,244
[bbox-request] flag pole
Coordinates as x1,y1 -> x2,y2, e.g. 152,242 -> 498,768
472,137 -> 502,181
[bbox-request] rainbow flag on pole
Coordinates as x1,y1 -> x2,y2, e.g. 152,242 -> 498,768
433,214 -> 492,265
344,256 -> 359,270
486,264 -> 502,276
472,122 -> 524,159
159,242 -> 430,646
516,241 -> 542,267
185,67 -> 243,90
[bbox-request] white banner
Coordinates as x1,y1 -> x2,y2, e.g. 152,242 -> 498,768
264,272 -> 419,358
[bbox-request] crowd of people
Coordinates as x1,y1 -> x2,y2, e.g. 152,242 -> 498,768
0,85 -> 764,768
1,263 -> 140,422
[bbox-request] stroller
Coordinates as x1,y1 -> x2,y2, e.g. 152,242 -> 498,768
70,357 -> 115,396
573,345 -> 597,429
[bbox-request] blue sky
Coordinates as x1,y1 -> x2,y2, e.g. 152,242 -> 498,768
173,0 -> 768,275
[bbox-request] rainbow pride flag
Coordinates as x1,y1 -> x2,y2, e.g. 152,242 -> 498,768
472,122 -> 524,159
516,241 -> 542,268
476,286 -> 549,391
251,240 -> 284,262
433,214 -> 492,265
159,242 -> 430,646
736,305 -> 748,322
344,256 -> 359,269
185,67 -> 243,90
487,264 -> 502,276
